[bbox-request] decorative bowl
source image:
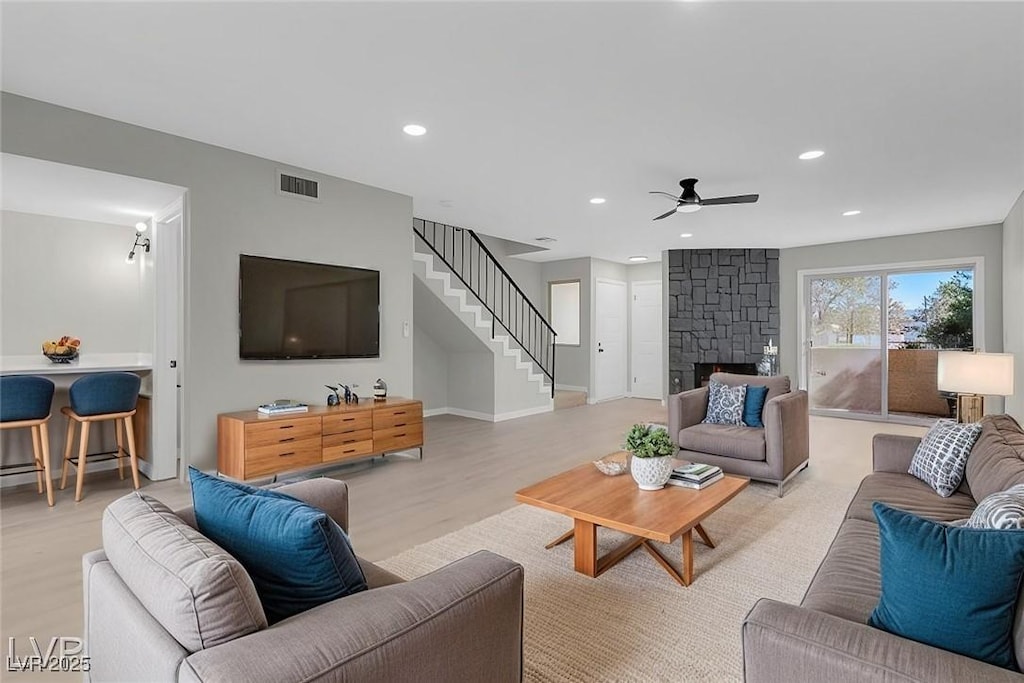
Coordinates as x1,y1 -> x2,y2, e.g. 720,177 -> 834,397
593,455 -> 630,476
44,350 -> 79,364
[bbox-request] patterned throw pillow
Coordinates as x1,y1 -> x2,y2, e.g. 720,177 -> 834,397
908,419 -> 984,498
703,381 -> 747,426
966,484 -> 1024,529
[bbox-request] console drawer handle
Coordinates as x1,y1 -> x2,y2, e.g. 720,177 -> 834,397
393,422 -> 406,428
343,448 -> 356,454
279,452 -> 296,458
393,411 -> 406,415
280,437 -> 295,443
280,425 -> 294,429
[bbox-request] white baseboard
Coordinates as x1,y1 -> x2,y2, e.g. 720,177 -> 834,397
555,384 -> 588,393
424,404 -> 554,423
588,394 -> 626,405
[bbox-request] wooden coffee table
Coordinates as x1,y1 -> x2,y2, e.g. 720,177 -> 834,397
515,460 -> 748,586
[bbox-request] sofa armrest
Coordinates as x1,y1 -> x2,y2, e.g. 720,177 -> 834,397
763,390 -> 809,477
175,477 -> 351,533
668,387 -> 709,444
179,550 -> 524,683
872,434 -> 922,473
743,599 -> 1022,683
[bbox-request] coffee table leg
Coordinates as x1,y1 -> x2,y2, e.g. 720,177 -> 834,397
681,529 -> 693,586
573,519 -> 598,577
695,523 -> 716,549
545,528 -> 576,550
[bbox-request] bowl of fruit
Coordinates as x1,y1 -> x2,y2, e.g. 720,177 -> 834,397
42,336 -> 81,363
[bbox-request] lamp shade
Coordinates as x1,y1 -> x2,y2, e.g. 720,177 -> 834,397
937,352 -> 1015,396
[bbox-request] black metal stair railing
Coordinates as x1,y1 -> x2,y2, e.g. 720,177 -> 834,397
414,218 -> 555,397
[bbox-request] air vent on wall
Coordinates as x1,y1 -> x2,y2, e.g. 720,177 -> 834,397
277,170 -> 319,201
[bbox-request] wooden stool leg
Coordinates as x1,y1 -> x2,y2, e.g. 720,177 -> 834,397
60,417 -> 75,490
31,425 -> 43,494
115,419 -> 125,480
123,416 -> 141,490
40,422 -> 54,507
75,421 -> 90,502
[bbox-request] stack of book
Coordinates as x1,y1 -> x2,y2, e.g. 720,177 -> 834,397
667,463 -> 724,490
257,400 -> 309,415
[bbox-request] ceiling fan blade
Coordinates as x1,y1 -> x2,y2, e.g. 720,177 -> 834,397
649,191 -> 681,200
700,194 -> 759,206
652,208 -> 679,221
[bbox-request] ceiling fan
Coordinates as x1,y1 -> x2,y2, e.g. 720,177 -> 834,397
649,178 -> 759,220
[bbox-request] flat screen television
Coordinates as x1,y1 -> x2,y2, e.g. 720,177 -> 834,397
239,254 -> 380,359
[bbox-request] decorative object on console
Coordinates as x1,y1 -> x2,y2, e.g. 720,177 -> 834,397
41,335 -> 81,363
325,385 -> 340,406
339,383 -> 360,404
908,418 -> 983,497
189,467 -> 367,624
373,378 -> 388,401
868,502 -> 1024,671
624,423 -> 676,490
937,351 -> 1015,423
703,380 -> 748,426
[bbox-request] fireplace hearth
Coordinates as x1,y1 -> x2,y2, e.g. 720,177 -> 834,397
694,362 -> 758,388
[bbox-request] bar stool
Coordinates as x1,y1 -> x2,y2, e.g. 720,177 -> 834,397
59,372 -> 142,502
0,376 -> 56,506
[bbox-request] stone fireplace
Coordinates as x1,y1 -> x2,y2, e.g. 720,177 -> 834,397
668,248 -> 780,393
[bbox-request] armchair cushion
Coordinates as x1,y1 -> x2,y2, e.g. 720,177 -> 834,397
189,468 -> 367,624
102,492 -> 267,653
678,423 -> 766,461
703,381 -> 747,425
743,385 -> 770,428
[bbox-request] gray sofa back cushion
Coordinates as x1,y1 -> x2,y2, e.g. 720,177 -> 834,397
965,415 -> 1024,504
102,492 -> 268,652
711,372 -> 791,402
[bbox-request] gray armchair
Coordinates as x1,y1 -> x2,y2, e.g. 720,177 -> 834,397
83,478 -> 524,682
667,372 -> 809,496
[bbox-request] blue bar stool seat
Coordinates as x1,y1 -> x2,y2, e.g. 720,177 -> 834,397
59,372 -> 142,502
0,376 -> 57,506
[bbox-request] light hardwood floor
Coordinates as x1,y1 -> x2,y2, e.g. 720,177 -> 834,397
0,398 -> 926,681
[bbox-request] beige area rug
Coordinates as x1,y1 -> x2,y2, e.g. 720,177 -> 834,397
379,476 -> 859,682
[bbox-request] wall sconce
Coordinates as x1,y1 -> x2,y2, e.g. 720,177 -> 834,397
126,232 -> 151,264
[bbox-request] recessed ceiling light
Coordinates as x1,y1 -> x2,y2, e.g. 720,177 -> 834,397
589,197 -> 606,204
679,233 -> 693,238
842,209 -> 861,216
628,256 -> 648,262
799,150 -> 825,160
402,124 -> 427,136
134,221 -> 148,232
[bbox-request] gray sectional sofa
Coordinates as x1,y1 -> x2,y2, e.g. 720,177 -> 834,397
743,414 -> 1024,682
83,478 -> 524,682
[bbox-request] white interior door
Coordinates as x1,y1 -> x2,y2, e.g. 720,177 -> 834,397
595,279 -> 628,401
149,198 -> 183,480
630,280 -> 663,399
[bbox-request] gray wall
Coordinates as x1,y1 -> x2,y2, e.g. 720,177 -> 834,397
1,211 -> 149,354
476,233 -> 544,310
779,224 -> 1005,384
447,351 -> 495,414
413,326 -> 449,412
1004,190 -> 1024,419
1,94 -> 414,472
541,257 -> 591,391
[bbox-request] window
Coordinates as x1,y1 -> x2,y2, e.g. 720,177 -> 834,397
549,280 -> 581,346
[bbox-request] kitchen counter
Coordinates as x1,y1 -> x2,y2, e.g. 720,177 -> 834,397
0,353 -> 154,376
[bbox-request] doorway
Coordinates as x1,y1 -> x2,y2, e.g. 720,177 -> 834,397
594,279 -> 628,402
630,280 -> 663,399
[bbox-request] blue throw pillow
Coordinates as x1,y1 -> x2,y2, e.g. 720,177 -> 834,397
868,502 -> 1024,670
188,468 -> 367,623
742,385 -> 769,428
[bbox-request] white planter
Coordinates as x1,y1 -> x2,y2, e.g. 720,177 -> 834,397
630,454 -> 675,490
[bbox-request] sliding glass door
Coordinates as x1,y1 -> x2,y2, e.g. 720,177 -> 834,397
804,264 -> 977,423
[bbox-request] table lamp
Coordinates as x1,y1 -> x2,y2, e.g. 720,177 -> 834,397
937,351 -> 1015,423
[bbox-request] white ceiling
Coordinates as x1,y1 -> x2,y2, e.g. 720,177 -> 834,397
2,154 -> 185,226
2,2 -> 1022,263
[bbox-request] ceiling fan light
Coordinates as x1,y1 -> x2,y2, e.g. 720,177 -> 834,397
677,203 -> 702,213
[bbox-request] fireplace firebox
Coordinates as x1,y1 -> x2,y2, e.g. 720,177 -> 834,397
694,363 -> 758,387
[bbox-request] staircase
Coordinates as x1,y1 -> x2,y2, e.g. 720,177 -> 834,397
413,218 -> 556,419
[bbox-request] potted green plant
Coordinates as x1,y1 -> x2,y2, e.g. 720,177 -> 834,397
624,424 -> 676,490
